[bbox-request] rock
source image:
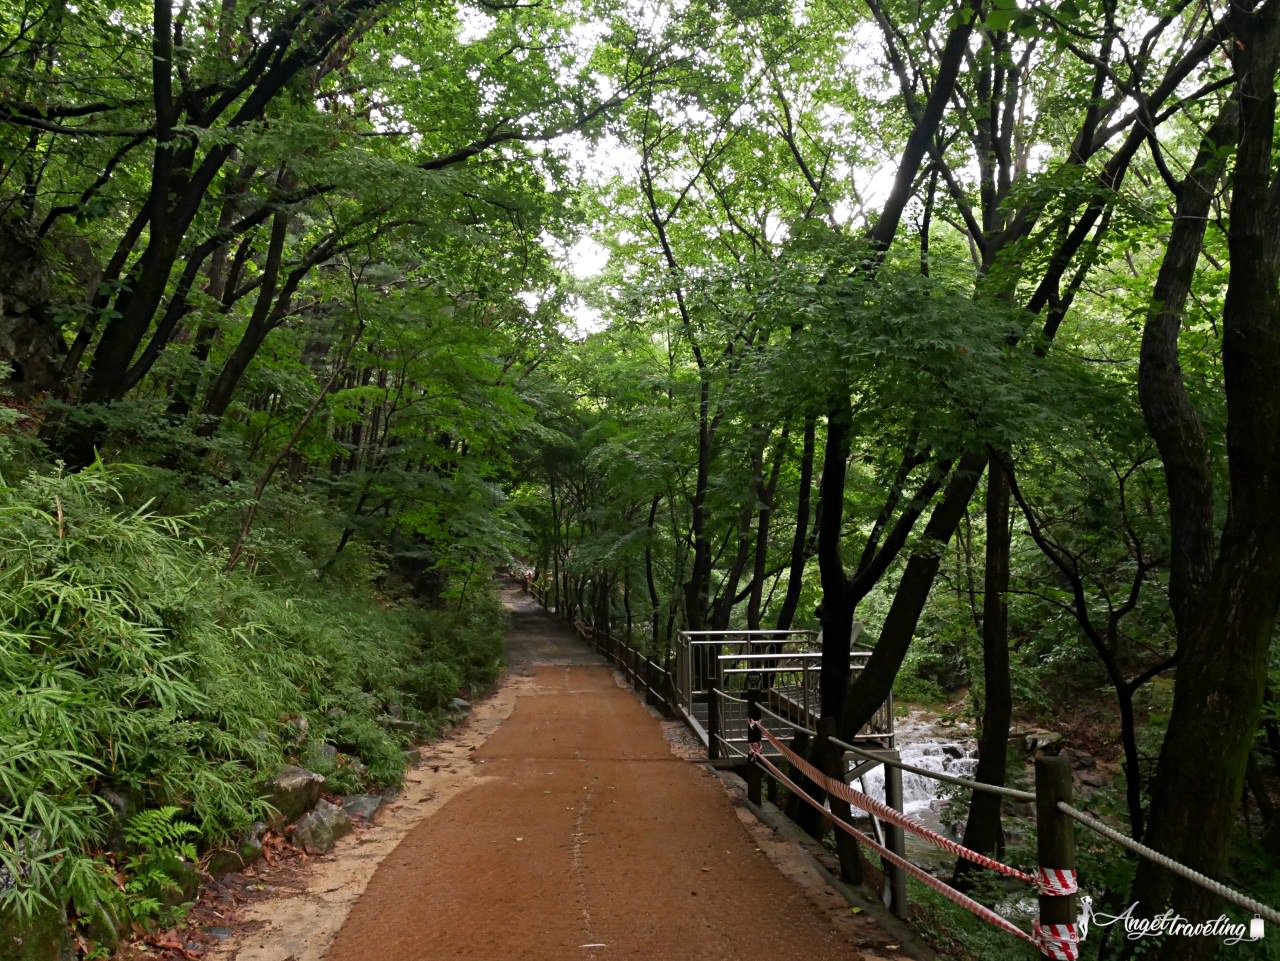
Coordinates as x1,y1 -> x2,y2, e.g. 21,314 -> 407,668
341,794 -> 384,823
1077,769 -> 1110,788
303,741 -> 339,772
205,927 -> 233,940
262,765 -> 325,830
291,800 -> 352,855
206,822 -> 267,876
0,898 -> 74,961
1060,747 -> 1096,770
448,697 -> 471,713
942,744 -> 966,760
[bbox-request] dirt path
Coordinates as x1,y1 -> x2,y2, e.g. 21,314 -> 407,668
213,586 -> 916,961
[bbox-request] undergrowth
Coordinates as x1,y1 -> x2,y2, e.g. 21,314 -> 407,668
0,461 -> 505,936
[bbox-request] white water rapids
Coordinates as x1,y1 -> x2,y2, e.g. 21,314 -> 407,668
855,711 -> 979,821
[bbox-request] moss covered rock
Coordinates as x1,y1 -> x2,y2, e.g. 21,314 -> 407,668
0,900 -> 73,961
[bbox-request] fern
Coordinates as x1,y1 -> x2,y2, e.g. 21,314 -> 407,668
123,807 -> 199,863
122,807 -> 199,926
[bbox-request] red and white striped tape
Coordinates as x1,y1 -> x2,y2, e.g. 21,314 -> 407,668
752,751 -> 1038,946
1032,920 -> 1080,960
1036,867 -> 1078,897
752,721 -> 1037,885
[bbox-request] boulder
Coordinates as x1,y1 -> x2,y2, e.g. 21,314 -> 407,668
262,766 -> 325,830
291,800 -> 352,855
341,795 -> 384,823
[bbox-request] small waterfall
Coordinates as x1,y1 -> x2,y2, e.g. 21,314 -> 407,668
852,712 -> 978,824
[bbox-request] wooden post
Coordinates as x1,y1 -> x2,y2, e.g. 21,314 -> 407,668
882,750 -> 908,917
746,694 -> 763,806
1035,756 -> 1076,938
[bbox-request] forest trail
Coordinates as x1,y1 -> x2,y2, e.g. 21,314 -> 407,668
214,585 -> 917,961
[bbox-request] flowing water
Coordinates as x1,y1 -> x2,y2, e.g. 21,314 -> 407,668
855,710 -> 978,817
848,710 -> 980,872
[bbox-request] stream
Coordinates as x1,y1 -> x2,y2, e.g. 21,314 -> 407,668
849,710 -> 983,874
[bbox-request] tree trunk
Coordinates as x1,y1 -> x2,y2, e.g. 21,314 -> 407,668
774,413 -> 817,631
1128,6 -> 1280,957
955,452 -> 1011,886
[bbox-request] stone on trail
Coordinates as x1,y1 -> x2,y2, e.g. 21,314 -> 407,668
291,799 -> 353,855
341,794 -> 385,823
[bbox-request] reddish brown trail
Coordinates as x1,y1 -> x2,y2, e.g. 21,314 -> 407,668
316,588 -> 911,961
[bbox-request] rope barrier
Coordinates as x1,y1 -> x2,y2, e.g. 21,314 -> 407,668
755,721 -> 1039,886
752,750 -> 1039,947
831,736 -> 1037,803
1057,802 -> 1280,926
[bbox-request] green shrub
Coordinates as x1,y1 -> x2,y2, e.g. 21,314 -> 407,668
0,463 -> 508,924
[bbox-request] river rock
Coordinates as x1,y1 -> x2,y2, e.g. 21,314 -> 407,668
263,765 -> 325,830
291,800 -> 352,855
341,794 -> 384,823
